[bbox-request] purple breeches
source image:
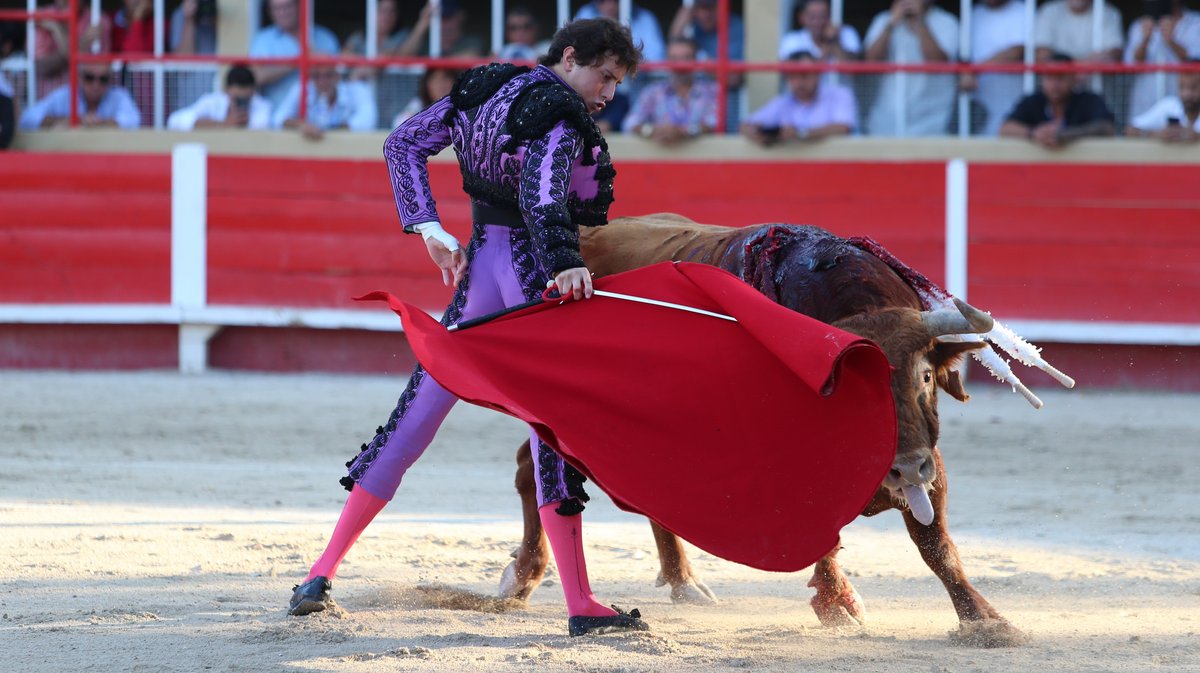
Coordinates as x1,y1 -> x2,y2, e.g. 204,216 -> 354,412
346,223 -> 583,509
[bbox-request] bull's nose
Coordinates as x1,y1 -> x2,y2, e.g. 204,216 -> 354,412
888,455 -> 935,486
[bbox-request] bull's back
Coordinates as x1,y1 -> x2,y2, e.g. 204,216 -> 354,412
580,214 -> 747,278
579,213 -> 921,324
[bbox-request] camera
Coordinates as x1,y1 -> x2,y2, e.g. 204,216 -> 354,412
1148,0 -> 1173,20
232,96 -> 250,111
1166,116 -> 1182,127
758,126 -> 782,139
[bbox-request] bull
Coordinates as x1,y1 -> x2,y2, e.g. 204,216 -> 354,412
496,214 -> 1066,647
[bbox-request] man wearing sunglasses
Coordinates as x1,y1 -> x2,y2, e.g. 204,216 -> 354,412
19,63 -> 140,130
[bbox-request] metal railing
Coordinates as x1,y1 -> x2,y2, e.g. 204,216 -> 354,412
2,0 -> 1196,136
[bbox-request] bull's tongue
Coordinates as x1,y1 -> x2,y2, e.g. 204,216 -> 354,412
902,484 -> 935,525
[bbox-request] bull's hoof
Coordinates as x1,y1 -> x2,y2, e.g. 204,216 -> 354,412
656,571 -> 718,605
497,559 -> 541,602
949,619 -> 1030,648
669,579 -> 719,605
810,586 -> 865,627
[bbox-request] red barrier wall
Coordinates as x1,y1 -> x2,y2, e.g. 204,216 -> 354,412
2,152 -> 1197,388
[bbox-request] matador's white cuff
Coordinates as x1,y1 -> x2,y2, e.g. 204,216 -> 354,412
413,220 -> 461,252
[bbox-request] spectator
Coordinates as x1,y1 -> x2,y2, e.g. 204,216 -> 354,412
670,0 -> 744,63
1125,0 -> 1200,119
778,0 -> 860,63
167,65 -> 271,131
1034,0 -> 1123,63
0,20 -> 22,61
863,0 -> 959,137
32,0 -> 112,99
20,63 -> 140,130
966,0 -> 1028,136
400,0 -> 486,58
576,0 -> 665,62
1126,61 -> 1200,142
169,0 -> 219,110
344,0 -> 412,76
393,66 -> 460,127
741,50 -> 856,145
274,65 -> 377,140
497,5 -> 549,61
999,53 -> 1116,148
622,38 -> 718,146
668,0 -> 744,128
0,70 -> 14,148
250,0 -> 340,110
112,0 -> 163,53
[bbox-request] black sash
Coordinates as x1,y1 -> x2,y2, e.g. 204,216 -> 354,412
471,201 -> 525,228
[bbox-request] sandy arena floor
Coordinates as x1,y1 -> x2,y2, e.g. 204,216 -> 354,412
1,371 -> 1197,672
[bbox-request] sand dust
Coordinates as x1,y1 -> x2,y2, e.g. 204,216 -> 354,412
1,371 -> 1197,672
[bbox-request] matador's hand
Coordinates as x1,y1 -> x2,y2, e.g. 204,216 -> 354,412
425,237 -> 466,287
548,267 -> 594,301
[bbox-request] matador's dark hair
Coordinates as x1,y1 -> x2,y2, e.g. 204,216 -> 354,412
539,17 -> 642,76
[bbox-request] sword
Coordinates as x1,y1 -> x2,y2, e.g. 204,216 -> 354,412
449,287 -> 736,332
592,290 -> 737,323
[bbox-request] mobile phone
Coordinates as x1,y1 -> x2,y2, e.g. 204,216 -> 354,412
1166,116 -> 1181,127
758,126 -> 782,139
233,96 -> 250,111
197,0 -> 217,21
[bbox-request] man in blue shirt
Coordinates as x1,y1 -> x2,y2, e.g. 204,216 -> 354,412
20,64 -> 141,130
250,0 -> 339,109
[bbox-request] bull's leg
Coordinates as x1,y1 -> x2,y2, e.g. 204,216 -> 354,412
902,449 -> 1028,647
498,440 -> 549,601
806,543 -> 866,626
649,521 -> 718,604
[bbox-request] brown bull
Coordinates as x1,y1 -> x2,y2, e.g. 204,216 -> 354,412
500,214 -> 1028,647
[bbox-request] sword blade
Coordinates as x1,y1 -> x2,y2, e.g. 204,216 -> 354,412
593,290 -> 737,322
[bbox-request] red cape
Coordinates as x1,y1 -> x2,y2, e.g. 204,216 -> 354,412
360,262 -> 896,572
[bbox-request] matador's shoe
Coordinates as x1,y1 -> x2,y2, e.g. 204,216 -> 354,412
288,576 -> 331,616
567,606 -> 649,637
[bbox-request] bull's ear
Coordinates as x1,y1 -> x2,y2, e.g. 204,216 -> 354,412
932,341 -> 987,402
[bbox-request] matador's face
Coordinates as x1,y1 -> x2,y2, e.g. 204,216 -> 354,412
560,49 -> 627,115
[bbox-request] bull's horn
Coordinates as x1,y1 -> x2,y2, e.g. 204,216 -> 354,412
921,298 -> 995,338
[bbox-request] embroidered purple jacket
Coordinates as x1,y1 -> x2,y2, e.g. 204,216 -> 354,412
384,64 -> 616,275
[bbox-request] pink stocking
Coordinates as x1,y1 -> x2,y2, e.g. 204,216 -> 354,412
539,503 -> 617,618
305,486 -> 387,582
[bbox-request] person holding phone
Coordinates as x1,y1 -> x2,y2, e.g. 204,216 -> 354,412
741,50 -> 857,146
1126,61 -> 1200,142
1124,0 -> 1200,119
169,0 -> 219,112
166,65 -> 271,131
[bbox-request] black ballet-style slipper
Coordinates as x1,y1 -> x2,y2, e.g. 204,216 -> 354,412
288,576 -> 331,616
567,606 -> 649,637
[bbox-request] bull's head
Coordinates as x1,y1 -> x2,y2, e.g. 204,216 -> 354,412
833,298 -> 993,525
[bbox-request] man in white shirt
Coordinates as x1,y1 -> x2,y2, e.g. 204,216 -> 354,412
273,65 -> 377,140
778,0 -> 861,62
968,0 -> 1027,136
167,65 -> 272,131
1124,0 -> 1200,119
863,0 -> 959,136
19,64 -> 141,130
1126,63 -> 1200,142
1035,0 -> 1123,62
